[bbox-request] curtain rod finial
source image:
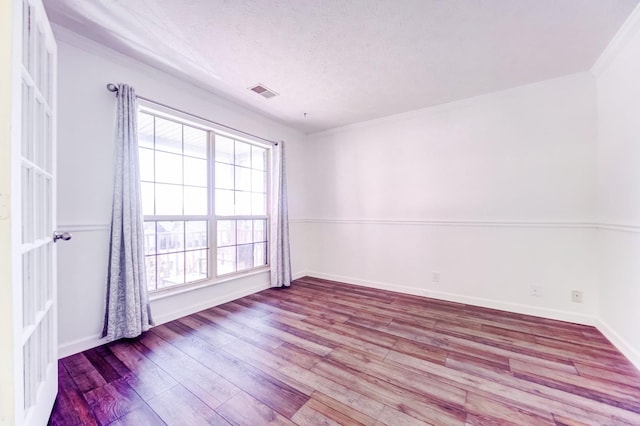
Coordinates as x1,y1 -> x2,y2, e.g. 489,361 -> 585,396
106,83 -> 118,92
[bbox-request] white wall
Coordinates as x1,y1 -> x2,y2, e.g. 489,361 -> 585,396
594,11 -> 640,367
54,28 -> 309,356
304,73 -> 600,323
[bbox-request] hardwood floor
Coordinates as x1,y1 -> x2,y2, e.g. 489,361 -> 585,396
49,277 -> 640,425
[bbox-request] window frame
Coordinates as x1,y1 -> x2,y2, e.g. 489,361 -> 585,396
138,103 -> 272,295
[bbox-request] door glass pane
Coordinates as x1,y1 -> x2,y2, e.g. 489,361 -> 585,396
22,81 -> 32,161
22,1 -> 31,69
37,246 -> 46,312
36,28 -> 44,89
45,112 -> 52,172
35,173 -> 44,239
45,178 -> 51,236
21,167 -> 33,243
22,252 -> 33,327
45,244 -> 52,302
46,50 -> 53,103
35,98 -> 44,167
23,337 -> 33,409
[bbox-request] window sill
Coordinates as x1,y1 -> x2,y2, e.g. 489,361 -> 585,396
148,266 -> 270,302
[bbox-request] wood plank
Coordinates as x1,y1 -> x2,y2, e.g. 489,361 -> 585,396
61,353 -> 107,393
108,404 -> 167,426
147,384 -> 230,425
216,391 -> 296,425
291,400 -> 343,426
310,391 -> 379,425
375,405 -> 435,426
83,378 -> 146,425
464,392 -> 554,425
83,347 -> 123,384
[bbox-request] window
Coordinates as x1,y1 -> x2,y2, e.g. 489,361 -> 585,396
215,136 -> 268,275
138,110 -> 269,292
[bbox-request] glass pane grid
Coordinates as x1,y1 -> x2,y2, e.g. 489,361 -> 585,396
214,138 -> 268,277
143,219 -> 209,292
140,113 -> 270,286
215,218 -> 268,276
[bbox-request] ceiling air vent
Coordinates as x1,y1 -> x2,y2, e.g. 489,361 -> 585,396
249,84 -> 278,99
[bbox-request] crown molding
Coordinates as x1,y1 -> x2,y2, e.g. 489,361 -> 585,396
592,3 -> 640,77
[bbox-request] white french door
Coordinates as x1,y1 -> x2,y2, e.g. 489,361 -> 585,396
11,0 -> 58,424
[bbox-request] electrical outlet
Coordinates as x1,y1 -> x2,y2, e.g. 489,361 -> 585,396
571,290 -> 583,303
530,285 -> 541,297
432,272 -> 440,283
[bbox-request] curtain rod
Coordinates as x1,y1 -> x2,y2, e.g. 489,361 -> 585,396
106,83 -> 278,146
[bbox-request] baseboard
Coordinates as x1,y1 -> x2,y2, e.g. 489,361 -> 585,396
304,271 -> 598,326
58,334 -> 106,359
595,318 -> 640,371
152,281 -> 271,325
422,288 -> 597,326
305,271 -> 426,298
292,270 -> 308,281
58,281 -> 272,358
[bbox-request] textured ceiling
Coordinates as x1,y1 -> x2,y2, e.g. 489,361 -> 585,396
44,0 -> 639,134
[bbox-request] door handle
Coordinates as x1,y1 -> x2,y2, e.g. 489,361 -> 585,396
53,231 -> 72,243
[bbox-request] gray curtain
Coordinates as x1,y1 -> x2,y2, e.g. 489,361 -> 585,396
270,141 -> 292,287
103,83 -> 153,341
